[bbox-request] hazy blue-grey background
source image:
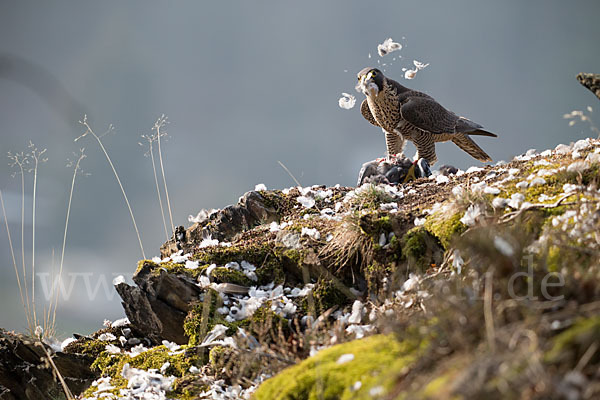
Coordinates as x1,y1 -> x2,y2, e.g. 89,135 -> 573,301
1,0 -> 599,337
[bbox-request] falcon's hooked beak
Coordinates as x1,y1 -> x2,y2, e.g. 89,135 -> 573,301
356,71 -> 379,97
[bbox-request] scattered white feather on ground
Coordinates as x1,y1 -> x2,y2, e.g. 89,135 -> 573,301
494,236 -> 514,257
98,332 -> 116,341
111,317 -> 130,328
188,208 -> 217,223
452,250 -> 464,274
435,174 -> 449,184
460,204 -> 484,226
199,237 -> 220,248
112,275 -> 126,286
297,195 -> 316,209
105,344 -> 121,354
414,217 -> 426,226
301,227 -> 321,240
336,353 -> 355,364
348,300 -> 365,324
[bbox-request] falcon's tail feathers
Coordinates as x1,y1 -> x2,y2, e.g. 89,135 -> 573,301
452,134 -> 493,162
455,118 -> 497,137
466,129 -> 497,137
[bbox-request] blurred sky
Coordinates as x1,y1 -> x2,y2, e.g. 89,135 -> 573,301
1,0 -> 599,336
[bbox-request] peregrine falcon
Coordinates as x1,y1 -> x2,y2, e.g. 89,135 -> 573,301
356,67 -> 497,173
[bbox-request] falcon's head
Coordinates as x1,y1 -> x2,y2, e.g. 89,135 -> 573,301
356,67 -> 384,98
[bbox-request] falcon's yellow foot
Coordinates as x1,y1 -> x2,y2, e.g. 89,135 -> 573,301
402,158 -> 432,183
402,162 -> 418,183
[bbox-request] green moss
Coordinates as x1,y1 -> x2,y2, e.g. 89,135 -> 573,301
388,233 -> 399,249
62,327 -> 127,360
193,242 -> 286,285
183,289 -> 253,347
281,248 -> 302,265
184,291 -> 220,346
498,161 -> 598,205
194,242 -> 268,267
522,177 -> 565,203
420,373 -> 455,399
517,210 -> 551,240
135,259 -> 155,275
136,259 -> 206,279
209,345 -> 235,369
401,227 -> 443,272
62,337 -> 107,358
253,334 -> 426,400
364,261 -> 392,291
355,212 -> 392,238
83,344 -> 206,397
249,303 -> 289,336
211,267 -> 254,286
545,316 -> 600,364
309,278 -> 352,314
542,205 -> 568,217
424,212 -> 467,249
371,215 -> 391,233
170,376 -> 208,400
540,224 -> 598,275
546,245 -> 562,272
259,190 -> 283,211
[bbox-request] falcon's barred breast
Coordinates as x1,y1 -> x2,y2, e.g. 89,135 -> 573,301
356,67 -> 497,166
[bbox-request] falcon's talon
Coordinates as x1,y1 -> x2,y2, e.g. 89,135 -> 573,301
402,163 -> 417,184
401,159 -> 431,184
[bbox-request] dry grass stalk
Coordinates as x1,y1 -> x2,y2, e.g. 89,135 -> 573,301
140,132 -> 170,241
28,141 -> 47,333
76,115 -> 146,259
154,115 -> 175,236
0,190 -> 27,324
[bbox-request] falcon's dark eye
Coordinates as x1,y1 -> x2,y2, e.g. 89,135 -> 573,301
357,76 -> 361,81
371,71 -> 377,77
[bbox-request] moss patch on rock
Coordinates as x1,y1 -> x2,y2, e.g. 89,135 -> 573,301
82,344 -> 206,398
183,290 -> 227,346
136,259 -> 206,279
424,211 -> 467,249
253,334 -> 426,400
309,278 -> 352,315
401,227 -> 444,272
210,266 -> 254,286
193,242 -> 289,285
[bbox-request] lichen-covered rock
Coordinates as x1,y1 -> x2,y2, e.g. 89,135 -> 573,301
115,261 -> 202,344
0,329 -> 96,399
160,191 -> 279,257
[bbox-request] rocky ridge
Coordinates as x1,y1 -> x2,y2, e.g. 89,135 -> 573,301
1,136 -> 600,399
